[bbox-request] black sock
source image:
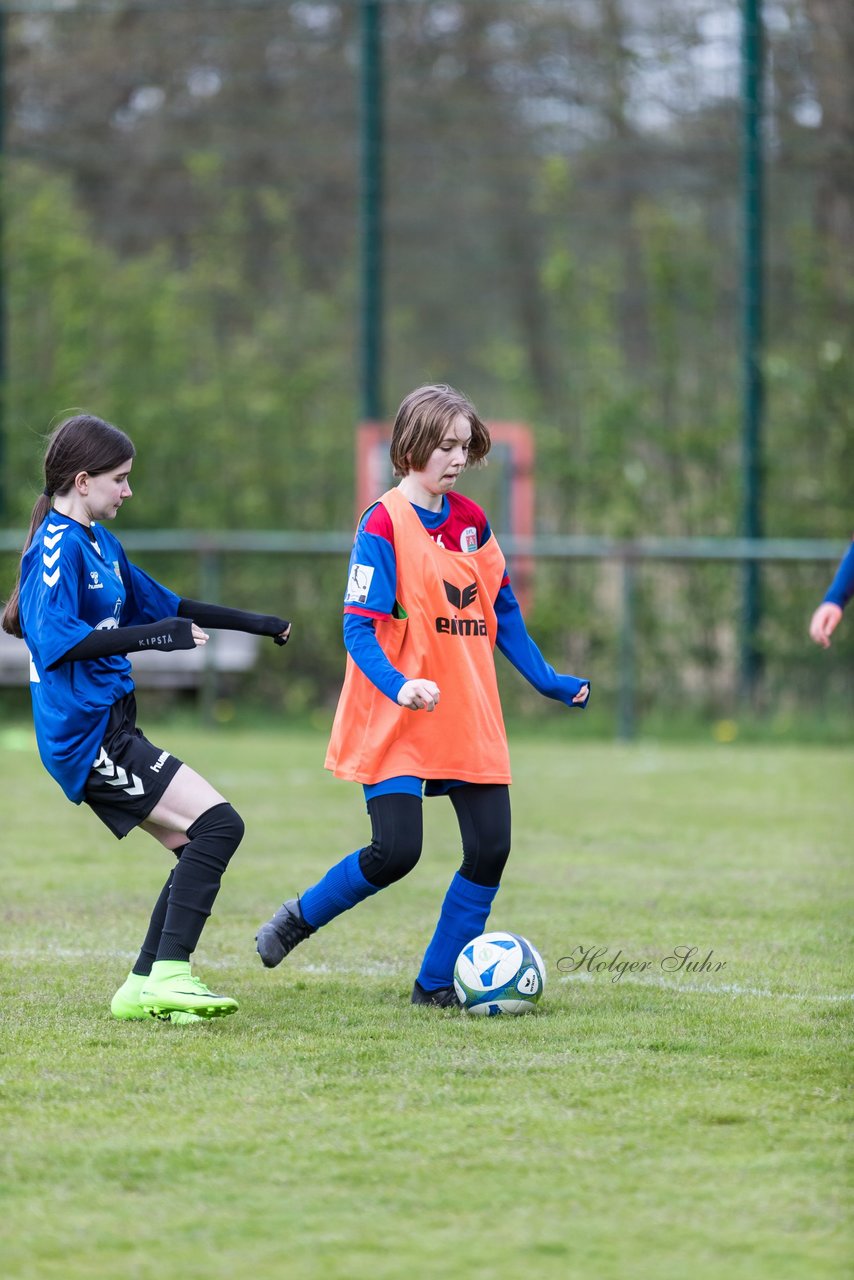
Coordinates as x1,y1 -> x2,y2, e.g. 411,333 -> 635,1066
155,804 -> 244,964
131,846 -> 187,977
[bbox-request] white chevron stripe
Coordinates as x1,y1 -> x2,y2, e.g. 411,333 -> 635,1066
93,749 -> 116,779
90,750 -> 144,797
46,522 -> 69,534
42,549 -> 60,569
43,533 -> 65,550
42,569 -> 60,588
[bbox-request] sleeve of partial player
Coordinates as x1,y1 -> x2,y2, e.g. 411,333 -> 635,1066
342,505 -> 398,619
177,599 -> 290,644
343,613 -> 408,703
494,580 -> 590,708
53,618 -> 196,666
823,541 -> 854,610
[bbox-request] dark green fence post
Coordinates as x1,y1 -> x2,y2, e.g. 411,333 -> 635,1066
617,555 -> 637,741
360,0 -> 383,421
740,0 -> 765,700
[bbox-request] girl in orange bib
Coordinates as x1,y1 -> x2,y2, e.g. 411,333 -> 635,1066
256,384 -> 590,1005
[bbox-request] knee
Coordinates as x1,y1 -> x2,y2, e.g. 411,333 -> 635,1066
460,831 -> 511,887
359,828 -> 422,889
187,801 -> 245,866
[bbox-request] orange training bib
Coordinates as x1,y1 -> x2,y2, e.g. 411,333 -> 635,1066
325,487 -> 511,785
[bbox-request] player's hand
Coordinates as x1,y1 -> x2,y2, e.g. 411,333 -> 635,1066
191,624 -> 209,647
809,602 -> 842,648
397,679 -> 441,712
572,683 -> 589,704
273,623 -> 291,647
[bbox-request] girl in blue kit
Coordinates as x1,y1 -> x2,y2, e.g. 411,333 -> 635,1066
256,383 -> 590,1007
2,414 -> 291,1022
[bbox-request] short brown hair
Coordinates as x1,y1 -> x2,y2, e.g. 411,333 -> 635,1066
389,384 -> 491,477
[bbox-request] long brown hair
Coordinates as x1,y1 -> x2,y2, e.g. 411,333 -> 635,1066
1,414 -> 135,638
390,384 -> 491,478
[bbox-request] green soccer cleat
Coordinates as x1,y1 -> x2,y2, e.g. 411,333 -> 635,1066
111,971 -> 203,1025
140,962 -> 238,1020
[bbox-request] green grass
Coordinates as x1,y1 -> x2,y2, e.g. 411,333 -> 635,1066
1,722 -> 851,1280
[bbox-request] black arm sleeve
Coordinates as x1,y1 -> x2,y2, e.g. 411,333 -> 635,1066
54,618 -> 196,667
178,598 -> 290,645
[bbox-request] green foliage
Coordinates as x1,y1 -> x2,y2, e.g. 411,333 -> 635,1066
6,160 -> 356,532
1,727 -> 851,1279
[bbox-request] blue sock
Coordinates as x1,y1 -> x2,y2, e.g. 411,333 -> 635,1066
299,851 -> 380,929
417,873 -> 499,992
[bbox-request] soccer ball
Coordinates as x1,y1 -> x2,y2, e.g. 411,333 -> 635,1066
453,931 -> 546,1016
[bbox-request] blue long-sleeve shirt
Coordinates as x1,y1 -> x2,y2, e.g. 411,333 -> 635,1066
341,495 -> 589,709
823,541 -> 854,611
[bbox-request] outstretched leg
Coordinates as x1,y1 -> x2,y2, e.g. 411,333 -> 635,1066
256,792 -> 424,967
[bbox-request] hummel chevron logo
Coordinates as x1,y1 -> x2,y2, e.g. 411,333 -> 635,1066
42,549 -> 60,569
43,531 -> 66,550
42,569 -> 60,588
92,748 -> 144,796
443,580 -> 478,610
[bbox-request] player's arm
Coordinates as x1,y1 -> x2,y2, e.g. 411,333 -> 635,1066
494,579 -> 590,707
53,618 -> 206,667
809,541 -> 854,648
177,599 -> 290,645
341,510 -> 439,710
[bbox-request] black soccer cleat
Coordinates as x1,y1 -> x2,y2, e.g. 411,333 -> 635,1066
255,898 -> 316,968
411,979 -> 461,1009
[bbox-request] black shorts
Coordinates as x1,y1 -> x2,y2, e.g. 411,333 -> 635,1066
84,693 -> 183,839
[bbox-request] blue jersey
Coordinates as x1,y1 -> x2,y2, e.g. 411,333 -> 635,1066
19,513 -> 180,803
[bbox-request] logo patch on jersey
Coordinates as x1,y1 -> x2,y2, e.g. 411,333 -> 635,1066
460,525 -> 478,553
345,563 -> 375,604
88,571 -> 104,591
443,580 -> 478,610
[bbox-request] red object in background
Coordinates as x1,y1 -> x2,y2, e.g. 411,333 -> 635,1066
356,422 -> 535,611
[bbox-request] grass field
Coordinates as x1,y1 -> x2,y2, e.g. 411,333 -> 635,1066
1,721 -> 851,1280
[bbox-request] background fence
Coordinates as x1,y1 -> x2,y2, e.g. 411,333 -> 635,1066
1,530 -> 847,738
0,0 -> 851,732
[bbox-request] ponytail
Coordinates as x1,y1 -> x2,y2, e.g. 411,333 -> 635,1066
2,494 -> 53,638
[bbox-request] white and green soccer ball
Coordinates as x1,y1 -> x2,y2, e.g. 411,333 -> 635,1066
454,931 -> 546,1016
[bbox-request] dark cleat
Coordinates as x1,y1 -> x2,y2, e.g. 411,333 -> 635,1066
411,979 -> 461,1009
255,898 -> 316,969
